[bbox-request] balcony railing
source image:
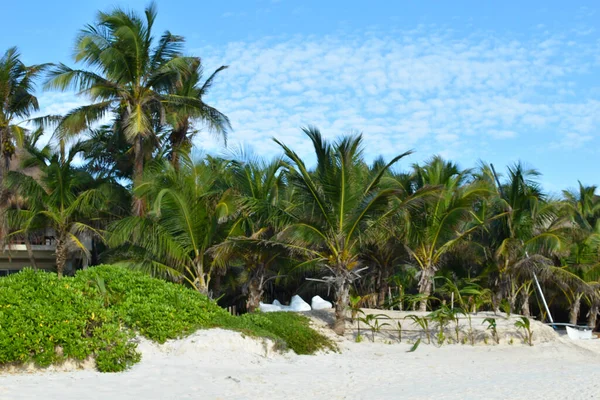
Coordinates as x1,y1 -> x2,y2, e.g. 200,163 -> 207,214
3,233 -> 57,252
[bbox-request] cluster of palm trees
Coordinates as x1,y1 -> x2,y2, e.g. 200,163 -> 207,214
1,3 -> 599,335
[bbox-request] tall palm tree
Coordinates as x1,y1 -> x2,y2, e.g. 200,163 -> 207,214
166,58 -> 230,170
404,156 -> 489,311
107,154 -> 234,295
210,156 -> 290,312
0,47 -> 47,239
44,3 -> 199,215
563,182 -> 600,326
477,162 -> 583,314
6,144 -> 109,277
273,127 -> 412,334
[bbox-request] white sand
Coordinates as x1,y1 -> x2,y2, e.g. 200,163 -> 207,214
2,317 -> 600,399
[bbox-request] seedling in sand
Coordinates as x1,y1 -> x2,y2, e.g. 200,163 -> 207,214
514,317 -> 534,346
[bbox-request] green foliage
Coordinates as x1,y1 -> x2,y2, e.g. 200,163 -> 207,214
405,314 -> 431,344
514,317 -> 534,346
76,265 -> 231,343
408,338 -> 421,352
0,266 -> 335,373
228,312 -> 337,355
483,317 -> 500,344
0,268 -> 138,372
358,313 -> 391,342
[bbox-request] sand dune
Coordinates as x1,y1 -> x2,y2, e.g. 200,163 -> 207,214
2,317 -> 600,400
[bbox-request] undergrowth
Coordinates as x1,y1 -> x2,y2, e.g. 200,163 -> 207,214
0,265 -> 335,373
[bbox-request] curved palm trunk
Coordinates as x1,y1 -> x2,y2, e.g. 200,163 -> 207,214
132,135 -> 146,217
55,232 -> 68,278
417,266 -> 435,312
246,264 -> 265,313
569,293 -> 583,325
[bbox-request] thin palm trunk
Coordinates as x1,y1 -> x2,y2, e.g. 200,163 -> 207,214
246,264 -> 265,313
417,266 -> 434,312
55,231 -> 68,278
377,264 -> 390,308
132,135 -> 145,216
588,301 -> 599,331
333,267 -> 351,335
520,289 -> 530,317
570,293 -> 583,325
170,123 -> 188,171
0,131 -> 8,241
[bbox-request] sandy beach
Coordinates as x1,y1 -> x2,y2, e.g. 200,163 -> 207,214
2,315 -> 600,400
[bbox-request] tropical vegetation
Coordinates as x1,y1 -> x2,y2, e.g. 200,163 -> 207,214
1,2 -> 599,351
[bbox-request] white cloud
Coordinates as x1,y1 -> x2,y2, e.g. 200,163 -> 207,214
34,24 -> 600,184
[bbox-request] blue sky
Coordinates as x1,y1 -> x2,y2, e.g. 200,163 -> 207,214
1,0 -> 599,193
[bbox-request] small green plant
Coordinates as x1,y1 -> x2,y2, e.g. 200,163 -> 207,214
359,313 -> 391,342
514,317 -> 534,346
509,338 -> 514,345
500,299 -> 512,317
406,315 -> 431,344
408,338 -> 421,352
348,294 -> 363,323
396,321 -> 403,343
355,334 -> 364,343
483,317 -> 499,344
428,306 -> 453,346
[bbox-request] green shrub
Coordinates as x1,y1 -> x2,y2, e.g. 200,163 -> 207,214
0,265 -> 335,373
0,269 -> 139,372
74,265 -> 231,343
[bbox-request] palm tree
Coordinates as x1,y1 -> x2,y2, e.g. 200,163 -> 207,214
563,182 -> 600,326
477,163 -> 585,314
107,154 -> 234,295
273,127 -> 412,334
0,47 -> 47,239
210,156 -> 290,312
44,3 -> 200,215
404,156 -> 489,311
5,144 -> 109,277
166,58 -> 230,170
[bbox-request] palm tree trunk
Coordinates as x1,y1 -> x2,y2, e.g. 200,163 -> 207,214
170,124 -> 188,171
569,293 -> 583,325
246,264 -> 265,313
377,264 -> 390,308
417,266 -> 434,312
194,259 -> 209,296
55,232 -> 68,278
333,267 -> 351,335
0,129 -> 8,243
23,234 -> 37,269
520,289 -> 530,317
588,301 -> 599,331
132,135 -> 146,216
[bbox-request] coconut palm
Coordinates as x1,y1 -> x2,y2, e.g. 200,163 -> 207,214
0,47 -> 47,239
210,156 -> 291,312
477,162 -> 588,314
5,144 -> 110,277
44,3 -> 201,215
107,154 -> 235,295
272,127 -> 412,334
404,156 -> 490,311
165,58 -> 230,170
562,183 -> 600,326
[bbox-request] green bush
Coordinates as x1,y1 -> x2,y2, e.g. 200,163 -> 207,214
0,269 -> 139,372
0,265 -> 335,373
